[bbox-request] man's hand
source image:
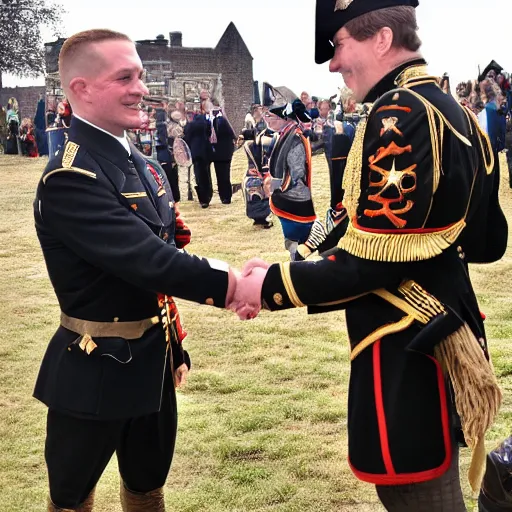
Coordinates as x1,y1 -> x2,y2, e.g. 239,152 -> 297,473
233,262 -> 269,320
174,363 -> 188,388
226,261 -> 269,319
241,258 -> 271,277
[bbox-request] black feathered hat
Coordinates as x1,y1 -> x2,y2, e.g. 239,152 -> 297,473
315,0 -> 420,64
270,99 -> 312,123
478,60 -> 503,82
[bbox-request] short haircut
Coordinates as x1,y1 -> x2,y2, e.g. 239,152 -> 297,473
59,29 -> 132,85
345,6 -> 422,52
318,100 -> 331,110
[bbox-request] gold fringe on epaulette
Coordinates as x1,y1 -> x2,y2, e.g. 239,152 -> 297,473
434,323 -> 502,494
338,219 -> 466,262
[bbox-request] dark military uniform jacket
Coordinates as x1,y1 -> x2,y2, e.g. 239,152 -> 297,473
268,123 -> 316,225
211,115 -> 236,162
261,61 -> 507,485
34,117 -> 229,420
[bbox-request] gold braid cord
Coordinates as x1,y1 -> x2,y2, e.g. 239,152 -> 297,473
463,106 -> 495,175
342,114 -> 369,219
339,80 -> 478,263
370,279 -> 502,494
435,324 -> 502,493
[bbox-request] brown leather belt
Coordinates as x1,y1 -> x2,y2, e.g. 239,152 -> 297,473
60,313 -> 160,340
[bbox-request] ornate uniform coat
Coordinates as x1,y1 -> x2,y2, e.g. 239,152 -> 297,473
261,62 -> 507,488
34,117 -> 229,420
242,130 -> 275,222
268,123 -> 316,228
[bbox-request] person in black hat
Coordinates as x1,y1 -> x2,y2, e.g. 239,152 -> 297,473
262,99 -> 326,260
230,1 -> 508,510
479,60 -> 504,83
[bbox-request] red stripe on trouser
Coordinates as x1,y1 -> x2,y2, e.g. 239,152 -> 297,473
373,340 -> 396,475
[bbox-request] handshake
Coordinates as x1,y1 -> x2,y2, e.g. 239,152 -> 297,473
225,258 -> 270,320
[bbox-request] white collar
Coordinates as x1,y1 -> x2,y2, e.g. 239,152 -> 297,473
73,114 -> 131,155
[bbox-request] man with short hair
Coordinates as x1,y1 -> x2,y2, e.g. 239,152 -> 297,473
233,1 -> 507,510
34,29 -> 240,511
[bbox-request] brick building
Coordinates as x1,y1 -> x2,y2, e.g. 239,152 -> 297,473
43,23 -> 254,132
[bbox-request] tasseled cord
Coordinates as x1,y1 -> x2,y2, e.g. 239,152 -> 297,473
434,323 -> 502,494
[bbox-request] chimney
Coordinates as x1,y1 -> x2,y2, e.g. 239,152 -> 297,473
169,32 -> 182,47
155,34 -> 168,46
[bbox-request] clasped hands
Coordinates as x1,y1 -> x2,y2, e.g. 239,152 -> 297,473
226,258 -> 270,320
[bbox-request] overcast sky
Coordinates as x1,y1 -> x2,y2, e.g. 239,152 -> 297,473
4,0 -> 510,99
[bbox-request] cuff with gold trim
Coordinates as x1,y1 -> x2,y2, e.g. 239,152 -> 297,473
261,262 -> 305,311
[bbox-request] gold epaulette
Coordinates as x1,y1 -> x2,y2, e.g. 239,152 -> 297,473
43,141 -> 97,184
43,167 -> 97,184
43,140 -> 96,185
338,219 -> 466,263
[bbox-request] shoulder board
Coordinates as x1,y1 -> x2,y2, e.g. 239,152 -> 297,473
43,167 -> 97,184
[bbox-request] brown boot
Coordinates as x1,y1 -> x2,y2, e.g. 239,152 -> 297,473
48,488 -> 95,511
120,481 -> 165,512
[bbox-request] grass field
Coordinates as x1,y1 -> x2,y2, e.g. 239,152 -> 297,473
0,149 -> 510,511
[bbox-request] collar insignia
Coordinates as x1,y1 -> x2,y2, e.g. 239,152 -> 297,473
335,0 -> 354,10
62,141 -> 79,168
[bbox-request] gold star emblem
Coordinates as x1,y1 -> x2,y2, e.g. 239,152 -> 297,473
377,159 -> 417,196
335,0 -> 354,11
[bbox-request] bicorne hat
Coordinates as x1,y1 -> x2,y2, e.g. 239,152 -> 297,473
315,0 -> 420,64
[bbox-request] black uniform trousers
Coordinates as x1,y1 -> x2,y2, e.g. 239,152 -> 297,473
45,374 -> 177,508
193,159 -> 232,206
156,146 -> 181,203
329,155 -> 346,210
212,159 -> 233,204
193,158 -> 213,206
330,133 -> 353,209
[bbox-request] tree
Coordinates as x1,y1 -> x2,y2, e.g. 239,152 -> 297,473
0,0 -> 63,89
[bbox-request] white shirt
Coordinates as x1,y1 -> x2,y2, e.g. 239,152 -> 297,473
73,114 -> 131,155
477,109 -> 488,137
